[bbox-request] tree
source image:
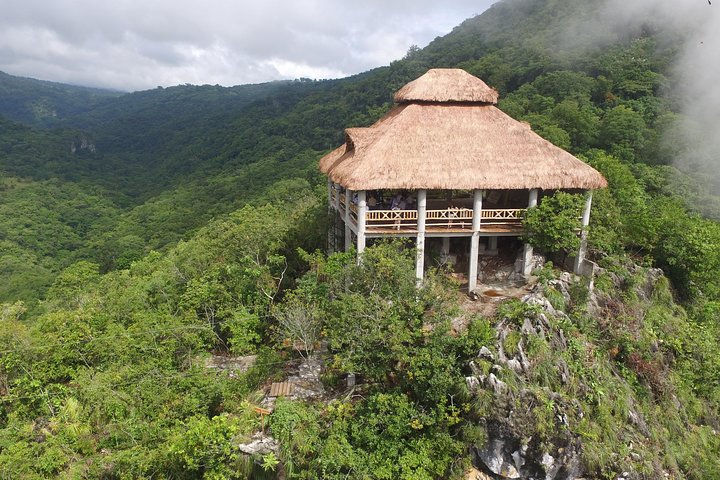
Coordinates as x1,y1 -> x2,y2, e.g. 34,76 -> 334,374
523,192 -> 583,253
599,105 -> 648,160
274,297 -> 322,359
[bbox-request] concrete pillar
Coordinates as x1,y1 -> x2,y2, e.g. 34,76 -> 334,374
415,189 -> 427,282
344,188 -> 353,252
440,237 -> 450,264
488,236 -> 498,255
528,189 -> 538,208
522,189 -> 539,276
574,191 -> 593,275
468,189 -> 483,292
356,190 -> 367,257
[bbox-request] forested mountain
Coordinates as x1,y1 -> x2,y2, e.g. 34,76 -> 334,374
0,71 -> 121,126
1,0 -> 719,478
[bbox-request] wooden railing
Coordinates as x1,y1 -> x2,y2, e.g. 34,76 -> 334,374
358,208 -> 525,232
425,208 -> 474,229
330,188 -> 338,205
365,209 -> 418,229
480,209 -> 525,225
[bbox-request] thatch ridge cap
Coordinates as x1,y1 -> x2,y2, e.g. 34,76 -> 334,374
394,68 -> 499,105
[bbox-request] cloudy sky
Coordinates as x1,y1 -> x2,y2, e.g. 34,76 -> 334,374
0,0 -> 494,92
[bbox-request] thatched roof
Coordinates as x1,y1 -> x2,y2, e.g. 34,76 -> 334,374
319,69 -> 607,191
394,68 -> 499,104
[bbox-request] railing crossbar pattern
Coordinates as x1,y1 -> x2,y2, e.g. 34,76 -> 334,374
365,209 -> 418,229
480,209 -> 524,224
425,208 -> 473,229
335,206 -> 525,232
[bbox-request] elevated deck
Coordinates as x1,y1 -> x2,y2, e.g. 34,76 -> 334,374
333,192 -> 525,237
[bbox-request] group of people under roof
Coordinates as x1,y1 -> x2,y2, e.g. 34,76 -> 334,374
349,190 -> 416,210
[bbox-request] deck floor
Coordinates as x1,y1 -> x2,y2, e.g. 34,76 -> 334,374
366,224 -> 523,236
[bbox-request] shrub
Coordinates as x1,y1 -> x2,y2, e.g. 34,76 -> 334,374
224,307 -> 262,355
523,192 -> 584,253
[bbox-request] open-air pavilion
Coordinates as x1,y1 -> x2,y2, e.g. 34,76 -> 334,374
319,68 -> 607,290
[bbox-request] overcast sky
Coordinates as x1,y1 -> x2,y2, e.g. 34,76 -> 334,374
0,0 -> 495,92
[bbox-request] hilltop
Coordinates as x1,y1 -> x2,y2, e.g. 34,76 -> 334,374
0,0 -> 719,478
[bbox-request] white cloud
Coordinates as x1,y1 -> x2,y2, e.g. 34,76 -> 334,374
0,0 -> 493,91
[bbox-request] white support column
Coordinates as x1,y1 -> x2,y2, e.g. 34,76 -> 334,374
468,189 -> 483,292
356,190 -> 367,258
344,189 -> 353,251
487,236 -> 498,256
441,237 -> 450,264
574,191 -> 593,275
415,189 -> 427,282
522,189 -> 539,276
528,189 -> 538,207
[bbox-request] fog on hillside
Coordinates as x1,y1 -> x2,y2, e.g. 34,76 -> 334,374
601,0 -> 720,195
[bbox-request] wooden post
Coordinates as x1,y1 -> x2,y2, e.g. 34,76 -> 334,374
468,189 -> 483,292
416,189 -> 427,282
344,188 -> 353,252
334,183 -> 343,253
357,190 -> 367,257
327,180 -> 334,254
522,189 -> 539,276
327,182 -> 339,254
253,406 -> 271,432
574,191 -> 593,275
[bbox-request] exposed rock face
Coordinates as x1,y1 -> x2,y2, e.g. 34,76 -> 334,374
236,431 -> 279,456
465,467 -> 495,480
70,135 -> 97,153
466,274 -> 588,479
289,355 -> 325,400
467,394 -> 585,480
477,439 -> 521,478
466,263 -> 671,479
261,354 -> 326,409
513,251 -> 546,278
586,264 -> 664,317
204,354 -> 256,378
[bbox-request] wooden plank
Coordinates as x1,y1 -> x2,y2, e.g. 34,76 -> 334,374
479,224 -> 524,233
269,381 -> 294,397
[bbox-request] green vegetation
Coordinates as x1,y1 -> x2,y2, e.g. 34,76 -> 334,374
523,191 -> 583,253
1,0 -> 720,477
0,71 -> 121,126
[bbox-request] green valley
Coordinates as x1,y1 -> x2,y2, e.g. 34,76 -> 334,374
1,0 -> 719,478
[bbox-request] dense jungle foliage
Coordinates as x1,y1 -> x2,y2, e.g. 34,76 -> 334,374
1,0 -> 719,477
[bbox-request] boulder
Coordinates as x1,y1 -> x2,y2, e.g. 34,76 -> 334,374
477,439 -> 521,479
236,432 -> 279,456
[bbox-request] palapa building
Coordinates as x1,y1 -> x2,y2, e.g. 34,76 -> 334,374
320,68 -> 607,290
